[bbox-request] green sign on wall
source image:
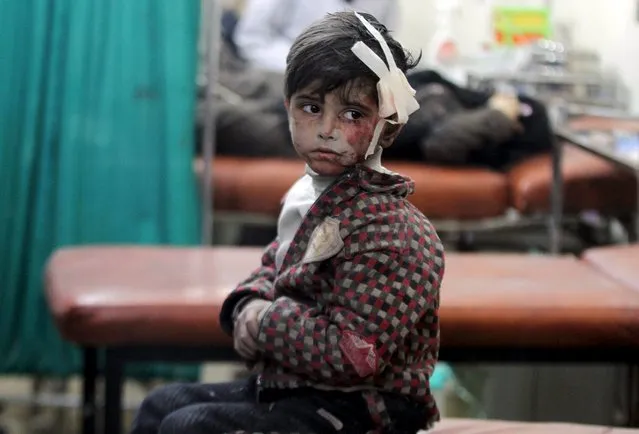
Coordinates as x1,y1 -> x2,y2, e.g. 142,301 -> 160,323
493,7 -> 551,46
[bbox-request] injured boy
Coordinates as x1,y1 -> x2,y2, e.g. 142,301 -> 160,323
130,11 -> 445,434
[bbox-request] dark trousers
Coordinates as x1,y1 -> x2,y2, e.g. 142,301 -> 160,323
130,377 -> 428,434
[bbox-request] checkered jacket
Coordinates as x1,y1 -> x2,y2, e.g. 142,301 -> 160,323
220,165 -> 445,428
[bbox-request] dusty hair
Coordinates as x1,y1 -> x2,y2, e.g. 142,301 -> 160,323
284,11 -> 420,102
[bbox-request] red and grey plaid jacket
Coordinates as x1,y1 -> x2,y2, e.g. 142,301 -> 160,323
220,165 -> 445,428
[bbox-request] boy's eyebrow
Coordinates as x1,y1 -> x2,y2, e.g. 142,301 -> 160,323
294,93 -> 322,101
340,98 -> 374,111
294,92 -> 375,111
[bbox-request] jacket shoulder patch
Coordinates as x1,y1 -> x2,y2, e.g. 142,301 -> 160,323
302,217 -> 344,264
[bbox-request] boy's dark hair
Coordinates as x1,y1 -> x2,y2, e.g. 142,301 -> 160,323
284,11 -> 420,101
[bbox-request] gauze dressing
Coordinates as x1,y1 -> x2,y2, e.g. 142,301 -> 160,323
350,12 -> 420,158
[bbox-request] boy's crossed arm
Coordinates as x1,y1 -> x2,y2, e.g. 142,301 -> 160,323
255,245 -> 441,383
220,239 -> 279,322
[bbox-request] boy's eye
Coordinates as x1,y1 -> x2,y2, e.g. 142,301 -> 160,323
302,104 -> 320,114
343,110 -> 363,121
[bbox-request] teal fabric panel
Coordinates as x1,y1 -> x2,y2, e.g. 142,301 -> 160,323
0,0 -> 203,380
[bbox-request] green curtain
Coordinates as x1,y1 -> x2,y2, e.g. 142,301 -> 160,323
0,0 -> 202,380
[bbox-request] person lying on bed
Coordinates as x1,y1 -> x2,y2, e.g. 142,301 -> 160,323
385,71 -> 553,170
132,11 -> 444,434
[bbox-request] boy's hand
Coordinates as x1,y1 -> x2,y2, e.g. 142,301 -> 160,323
233,299 -> 272,360
488,93 -> 520,121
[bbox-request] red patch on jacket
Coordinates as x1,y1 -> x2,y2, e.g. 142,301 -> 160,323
339,330 -> 378,377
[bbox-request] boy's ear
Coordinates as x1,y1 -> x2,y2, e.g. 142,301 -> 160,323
379,122 -> 404,148
284,99 -> 290,111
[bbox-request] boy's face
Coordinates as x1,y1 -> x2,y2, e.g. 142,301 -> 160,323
285,82 -> 391,176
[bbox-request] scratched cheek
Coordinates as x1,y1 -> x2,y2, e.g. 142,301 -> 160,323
344,121 -> 377,155
345,125 -> 370,145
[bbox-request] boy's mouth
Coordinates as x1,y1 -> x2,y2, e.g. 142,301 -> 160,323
310,148 -> 344,162
313,147 -> 342,155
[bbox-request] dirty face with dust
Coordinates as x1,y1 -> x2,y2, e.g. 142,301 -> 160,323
286,81 -> 398,176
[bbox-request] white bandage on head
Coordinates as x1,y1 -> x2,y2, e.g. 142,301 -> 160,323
350,12 -> 420,158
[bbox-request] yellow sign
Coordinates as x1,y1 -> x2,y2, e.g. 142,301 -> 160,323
493,7 -> 551,46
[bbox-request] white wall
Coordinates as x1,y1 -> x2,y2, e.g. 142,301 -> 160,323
552,0 -> 639,113
396,0 -> 639,113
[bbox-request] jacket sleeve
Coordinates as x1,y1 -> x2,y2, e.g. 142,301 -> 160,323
423,108 -> 519,165
255,230 -> 444,384
219,238 -> 279,335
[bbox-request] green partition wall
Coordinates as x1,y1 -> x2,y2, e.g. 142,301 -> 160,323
0,0 -> 202,380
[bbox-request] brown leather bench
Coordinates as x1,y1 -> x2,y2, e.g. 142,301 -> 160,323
432,418 -> 639,433
582,244 -> 639,292
508,115 -> 639,216
209,157 -> 509,221
569,116 -> 639,132
203,145 -> 635,240
45,245 -> 639,434
508,146 -> 636,215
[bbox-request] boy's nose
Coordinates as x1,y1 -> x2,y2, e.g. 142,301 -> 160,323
317,116 -> 338,141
